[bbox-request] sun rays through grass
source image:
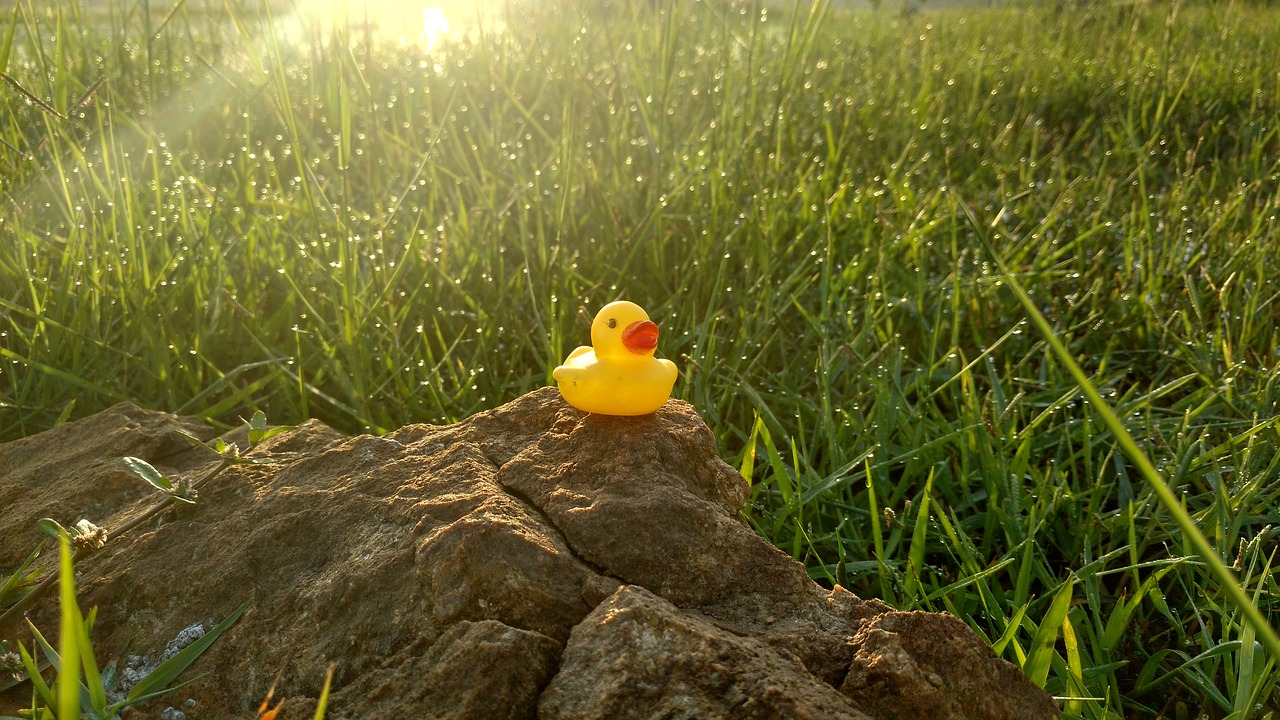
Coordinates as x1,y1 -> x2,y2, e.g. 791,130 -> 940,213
3,0 -> 1280,716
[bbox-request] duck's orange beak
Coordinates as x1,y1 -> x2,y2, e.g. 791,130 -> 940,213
622,320 -> 659,354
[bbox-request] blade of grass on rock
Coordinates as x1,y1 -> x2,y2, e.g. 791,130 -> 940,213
125,602 -> 248,702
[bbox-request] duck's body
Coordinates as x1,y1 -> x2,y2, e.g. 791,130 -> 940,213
553,301 -> 678,416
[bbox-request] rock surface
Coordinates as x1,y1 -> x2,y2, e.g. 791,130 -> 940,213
0,389 -> 1058,719
540,585 -> 872,720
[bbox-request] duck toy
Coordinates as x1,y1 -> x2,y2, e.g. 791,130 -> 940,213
553,300 -> 679,416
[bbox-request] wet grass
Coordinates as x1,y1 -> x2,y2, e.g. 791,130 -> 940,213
3,0 -> 1280,716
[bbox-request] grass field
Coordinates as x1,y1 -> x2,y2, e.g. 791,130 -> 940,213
3,0 -> 1280,716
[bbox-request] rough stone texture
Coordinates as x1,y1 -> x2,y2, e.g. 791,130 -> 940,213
540,585 -> 872,720
841,611 -> 1063,720
361,620 -> 562,720
0,403 -> 219,550
496,410 -> 889,686
0,389 -> 1058,719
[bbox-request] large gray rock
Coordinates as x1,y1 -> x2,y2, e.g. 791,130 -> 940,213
0,389 -> 1058,719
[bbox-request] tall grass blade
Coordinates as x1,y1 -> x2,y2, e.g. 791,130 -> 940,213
56,532 -> 80,720
0,2 -> 18,75
15,641 -> 54,708
313,663 -> 334,719
902,467 -> 934,605
964,196 -> 1280,665
1024,576 -> 1073,688
77,606 -> 105,713
1062,614 -> 1084,717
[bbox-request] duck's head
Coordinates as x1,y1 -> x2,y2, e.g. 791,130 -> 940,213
590,300 -> 660,358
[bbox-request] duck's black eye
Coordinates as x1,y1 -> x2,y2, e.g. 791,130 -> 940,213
607,318 -> 617,329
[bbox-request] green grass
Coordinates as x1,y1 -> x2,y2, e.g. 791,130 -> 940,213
3,0 -> 1280,716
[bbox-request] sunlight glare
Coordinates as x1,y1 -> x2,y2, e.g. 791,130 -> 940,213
293,0 -> 477,50
421,7 -> 451,50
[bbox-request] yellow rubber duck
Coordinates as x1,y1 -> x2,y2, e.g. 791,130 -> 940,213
553,301 -> 679,415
